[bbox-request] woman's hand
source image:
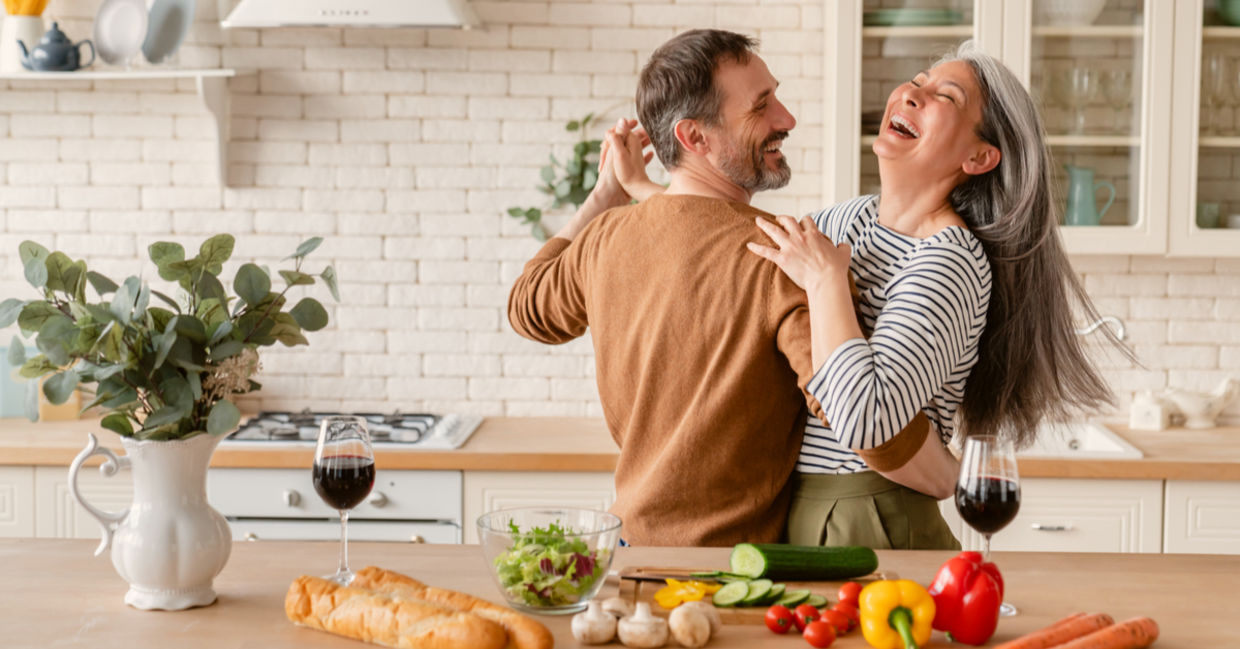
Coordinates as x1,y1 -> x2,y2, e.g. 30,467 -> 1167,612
600,118 -> 663,201
747,215 -> 851,292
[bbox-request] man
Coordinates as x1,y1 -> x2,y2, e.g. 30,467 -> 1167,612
508,30 -> 924,546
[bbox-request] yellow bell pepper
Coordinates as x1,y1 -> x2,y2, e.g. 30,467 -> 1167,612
858,579 -> 936,649
653,579 -> 722,609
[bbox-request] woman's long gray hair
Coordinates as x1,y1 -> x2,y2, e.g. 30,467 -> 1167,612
941,41 -> 1125,447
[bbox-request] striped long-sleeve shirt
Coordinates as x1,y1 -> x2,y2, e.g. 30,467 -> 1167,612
798,195 -> 991,474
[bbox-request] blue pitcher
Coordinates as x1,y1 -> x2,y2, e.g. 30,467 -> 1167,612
1063,164 -> 1115,226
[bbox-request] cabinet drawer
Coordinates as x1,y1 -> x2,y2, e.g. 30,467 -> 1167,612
35,465 -> 133,539
1164,481 -> 1240,555
208,468 -> 461,521
940,478 -> 1163,553
229,519 -> 460,544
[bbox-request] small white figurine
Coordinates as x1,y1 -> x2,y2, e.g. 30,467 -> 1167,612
1129,390 -> 1172,431
1159,377 -> 1239,429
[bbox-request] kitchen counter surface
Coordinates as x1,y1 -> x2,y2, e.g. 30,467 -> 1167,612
3,416 -> 1240,479
5,539 -> 1235,647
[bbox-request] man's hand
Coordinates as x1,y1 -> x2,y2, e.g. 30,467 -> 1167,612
601,118 -> 663,201
553,140 -> 630,242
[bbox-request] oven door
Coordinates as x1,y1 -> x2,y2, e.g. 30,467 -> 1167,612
229,519 -> 460,544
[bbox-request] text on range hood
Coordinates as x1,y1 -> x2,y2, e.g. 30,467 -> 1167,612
221,0 -> 480,29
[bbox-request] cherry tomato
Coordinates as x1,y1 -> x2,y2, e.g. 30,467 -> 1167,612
819,609 -> 850,635
837,581 -> 863,606
803,620 -> 837,648
765,604 -> 795,634
793,603 -> 821,632
831,601 -> 860,631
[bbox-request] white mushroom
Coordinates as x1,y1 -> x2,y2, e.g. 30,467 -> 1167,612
618,602 -> 668,648
571,600 -> 617,645
678,600 -> 721,636
668,604 -> 712,647
602,595 -> 636,618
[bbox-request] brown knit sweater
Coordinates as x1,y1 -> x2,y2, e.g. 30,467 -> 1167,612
508,194 -> 829,546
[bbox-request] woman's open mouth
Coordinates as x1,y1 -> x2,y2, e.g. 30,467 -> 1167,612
887,114 -> 921,139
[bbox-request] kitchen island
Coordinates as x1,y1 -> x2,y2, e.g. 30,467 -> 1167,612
3,539 -> 1234,647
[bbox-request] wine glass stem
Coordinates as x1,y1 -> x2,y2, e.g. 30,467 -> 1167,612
982,534 -> 991,562
338,509 -> 350,578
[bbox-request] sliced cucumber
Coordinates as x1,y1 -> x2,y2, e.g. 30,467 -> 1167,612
776,589 -> 811,608
718,575 -> 751,584
739,579 -> 773,606
729,543 -> 879,581
805,594 -> 829,608
711,581 -> 750,607
759,583 -> 787,606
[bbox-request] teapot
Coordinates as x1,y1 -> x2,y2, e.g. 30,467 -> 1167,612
18,22 -> 95,72
1063,164 -> 1115,226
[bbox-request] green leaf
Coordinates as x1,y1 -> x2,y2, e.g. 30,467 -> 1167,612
35,316 -> 74,367
581,112 -> 595,127
289,298 -> 329,332
0,298 -> 25,328
554,179 -> 572,199
43,252 -> 74,293
153,329 -> 177,370
269,313 -> 309,346
110,280 -> 134,322
24,257 -> 48,289
289,236 -> 324,260
151,290 -> 180,311
279,270 -> 315,287
90,321 -> 126,363
142,405 -> 187,429
134,282 -> 150,318
207,399 -> 241,436
321,266 -> 340,302
507,207 -> 525,217
532,223 -> 548,242
173,316 -> 207,344
160,376 -> 194,410
572,142 -> 587,159
18,240 -> 49,267
540,165 -> 556,184
17,302 -> 59,333
198,234 -> 235,275
208,320 -> 234,346
234,263 -> 271,306
583,168 -> 598,191
209,339 -> 245,362
7,337 -> 27,366
42,370 -> 79,405
566,120 -> 580,132
83,304 -> 117,325
148,242 -> 187,282
165,337 -> 206,371
66,260 -> 88,303
100,413 -> 134,437
197,271 -> 227,304
188,371 -> 202,401
86,271 -> 119,296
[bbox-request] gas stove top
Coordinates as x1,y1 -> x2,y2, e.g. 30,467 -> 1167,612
221,410 -> 483,450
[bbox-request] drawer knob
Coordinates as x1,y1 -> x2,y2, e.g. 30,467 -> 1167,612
368,492 -> 388,508
282,489 -> 301,507
410,534 -> 426,544
244,532 -> 260,541
1031,523 -> 1071,532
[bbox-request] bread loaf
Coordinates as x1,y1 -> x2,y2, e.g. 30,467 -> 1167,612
353,565 -> 554,649
285,575 -> 508,649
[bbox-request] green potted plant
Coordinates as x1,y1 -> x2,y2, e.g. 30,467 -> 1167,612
0,234 -> 336,610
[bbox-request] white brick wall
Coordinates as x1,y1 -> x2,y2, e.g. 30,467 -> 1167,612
2,0 -> 1237,424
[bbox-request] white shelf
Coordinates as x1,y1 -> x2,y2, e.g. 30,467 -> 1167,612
1033,25 -> 1143,38
1047,134 -> 1140,147
0,69 -> 238,186
1202,26 -> 1240,39
1199,136 -> 1240,148
862,25 -> 973,39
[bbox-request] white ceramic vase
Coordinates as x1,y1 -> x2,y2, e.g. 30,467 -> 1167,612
0,15 -> 45,73
69,432 -> 232,610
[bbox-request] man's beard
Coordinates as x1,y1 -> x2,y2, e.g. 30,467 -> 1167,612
717,130 -> 792,193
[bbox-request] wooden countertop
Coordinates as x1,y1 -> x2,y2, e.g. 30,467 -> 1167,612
3,416 -> 1240,480
6,539 -> 1236,647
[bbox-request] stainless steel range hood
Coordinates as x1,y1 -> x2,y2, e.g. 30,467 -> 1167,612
221,0 -> 480,29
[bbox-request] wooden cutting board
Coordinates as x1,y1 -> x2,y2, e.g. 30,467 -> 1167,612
617,566 -> 899,625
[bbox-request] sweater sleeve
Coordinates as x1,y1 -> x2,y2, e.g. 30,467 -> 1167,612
805,240 -> 988,450
507,236 -> 591,345
769,253 -> 829,423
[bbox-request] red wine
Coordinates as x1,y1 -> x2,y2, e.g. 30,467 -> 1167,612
955,476 -> 1020,535
313,455 -> 375,510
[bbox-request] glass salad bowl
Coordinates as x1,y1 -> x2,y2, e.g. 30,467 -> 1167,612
477,507 -> 622,615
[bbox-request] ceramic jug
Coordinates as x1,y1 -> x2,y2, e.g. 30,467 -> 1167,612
0,15 -> 44,73
69,433 -> 232,610
1063,164 -> 1115,226
18,21 -> 94,71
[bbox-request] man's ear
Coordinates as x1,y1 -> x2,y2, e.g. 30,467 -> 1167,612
672,118 -> 710,157
962,143 -> 1000,176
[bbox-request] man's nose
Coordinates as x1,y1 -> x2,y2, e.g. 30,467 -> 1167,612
773,98 -> 796,131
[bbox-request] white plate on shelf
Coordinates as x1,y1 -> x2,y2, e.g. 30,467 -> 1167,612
93,0 -> 149,66
142,0 -> 195,64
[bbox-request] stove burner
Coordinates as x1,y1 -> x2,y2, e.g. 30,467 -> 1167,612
268,425 -> 300,440
288,409 -> 317,427
368,425 -> 393,440
228,410 -> 453,446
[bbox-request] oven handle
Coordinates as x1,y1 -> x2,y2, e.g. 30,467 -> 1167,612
239,531 -> 431,543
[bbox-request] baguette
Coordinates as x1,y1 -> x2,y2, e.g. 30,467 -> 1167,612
353,565 -> 554,649
285,575 -> 508,649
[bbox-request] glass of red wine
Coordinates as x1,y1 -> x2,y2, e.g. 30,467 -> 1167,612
313,416 -> 375,585
955,434 -> 1020,616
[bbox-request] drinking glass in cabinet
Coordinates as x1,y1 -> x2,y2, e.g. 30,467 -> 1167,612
1051,66 -> 1098,134
1201,52 -> 1230,135
1100,68 -> 1132,135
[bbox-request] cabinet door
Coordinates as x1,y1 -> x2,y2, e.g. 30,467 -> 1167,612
0,467 -> 35,538
462,471 -> 615,544
1168,0 -> 1240,255
1164,480 -> 1240,554
34,465 -> 133,539
939,478 -> 1163,552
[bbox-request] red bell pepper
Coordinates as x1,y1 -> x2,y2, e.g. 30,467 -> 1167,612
926,551 -> 1003,645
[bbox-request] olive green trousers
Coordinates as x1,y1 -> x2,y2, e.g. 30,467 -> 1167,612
786,471 -> 961,550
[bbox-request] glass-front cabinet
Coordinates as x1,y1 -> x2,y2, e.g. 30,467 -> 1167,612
823,0 -> 1208,256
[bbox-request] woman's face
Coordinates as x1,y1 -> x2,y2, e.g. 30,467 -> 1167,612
873,59 -> 997,179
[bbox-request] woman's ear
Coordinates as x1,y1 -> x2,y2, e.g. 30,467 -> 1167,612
963,144 -> 1001,176
673,118 -> 709,157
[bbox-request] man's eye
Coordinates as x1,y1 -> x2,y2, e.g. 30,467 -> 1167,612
910,80 -> 922,87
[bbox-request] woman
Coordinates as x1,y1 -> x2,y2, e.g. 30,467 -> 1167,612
606,41 -> 1122,549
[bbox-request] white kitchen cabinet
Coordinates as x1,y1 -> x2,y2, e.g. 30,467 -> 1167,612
1163,480 -> 1240,554
0,467 -> 35,538
34,465 -> 132,539
462,471 -> 616,544
939,477 -> 1164,553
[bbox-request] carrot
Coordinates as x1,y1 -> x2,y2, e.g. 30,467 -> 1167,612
994,612 -> 1115,649
1053,617 -> 1159,649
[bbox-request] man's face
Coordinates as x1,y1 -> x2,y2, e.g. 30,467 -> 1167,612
707,55 -> 797,193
